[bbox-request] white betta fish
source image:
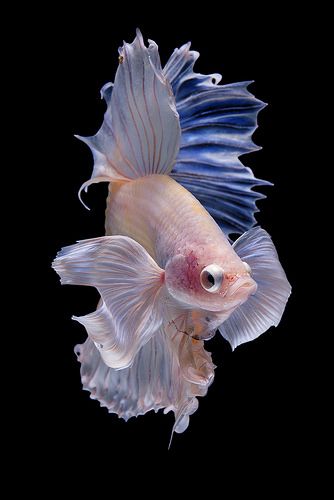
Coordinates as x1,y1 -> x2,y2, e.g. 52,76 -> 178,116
52,30 -> 291,437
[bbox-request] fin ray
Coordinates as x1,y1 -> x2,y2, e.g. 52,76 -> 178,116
52,235 -> 164,368
219,227 -> 291,349
75,325 -> 215,435
164,43 -> 268,236
77,30 -> 181,199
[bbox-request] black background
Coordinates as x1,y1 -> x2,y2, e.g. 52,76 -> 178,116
20,3 -> 309,488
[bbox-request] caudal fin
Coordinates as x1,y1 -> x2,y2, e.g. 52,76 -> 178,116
77,29 -> 181,206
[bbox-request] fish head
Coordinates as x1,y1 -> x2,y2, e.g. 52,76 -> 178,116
164,241 -> 257,317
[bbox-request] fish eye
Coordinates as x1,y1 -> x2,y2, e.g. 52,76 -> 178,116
242,261 -> 252,275
200,264 -> 224,292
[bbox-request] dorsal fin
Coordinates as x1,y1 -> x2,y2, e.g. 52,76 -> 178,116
164,43 -> 270,236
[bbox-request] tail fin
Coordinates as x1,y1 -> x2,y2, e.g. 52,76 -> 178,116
77,29 -> 181,206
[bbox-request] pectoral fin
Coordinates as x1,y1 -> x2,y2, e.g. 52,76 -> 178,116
52,235 -> 164,368
219,227 -> 291,349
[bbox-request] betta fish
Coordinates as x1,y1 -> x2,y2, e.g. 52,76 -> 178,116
52,30 -> 291,438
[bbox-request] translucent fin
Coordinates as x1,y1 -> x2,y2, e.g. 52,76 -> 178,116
72,302 -> 136,369
77,29 -> 180,199
164,43 -> 270,236
75,326 -> 215,435
75,333 -> 173,419
52,236 -> 164,368
219,227 -> 291,349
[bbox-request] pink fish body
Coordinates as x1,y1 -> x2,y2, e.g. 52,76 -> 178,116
53,31 -> 291,438
107,174 -> 256,316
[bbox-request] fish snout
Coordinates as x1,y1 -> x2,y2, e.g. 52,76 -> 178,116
227,275 -> 257,301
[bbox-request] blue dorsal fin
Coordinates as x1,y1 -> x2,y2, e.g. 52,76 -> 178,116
164,43 -> 270,237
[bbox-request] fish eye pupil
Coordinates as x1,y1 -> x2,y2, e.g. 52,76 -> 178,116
200,264 -> 224,293
207,273 -> 215,285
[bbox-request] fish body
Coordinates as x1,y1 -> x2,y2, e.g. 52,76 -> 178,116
105,174 -> 215,263
107,174 -> 256,317
53,30 -> 291,438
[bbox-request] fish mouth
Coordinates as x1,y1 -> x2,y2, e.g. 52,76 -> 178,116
227,276 -> 257,300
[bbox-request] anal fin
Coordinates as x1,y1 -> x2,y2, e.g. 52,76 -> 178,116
75,325 -> 215,438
